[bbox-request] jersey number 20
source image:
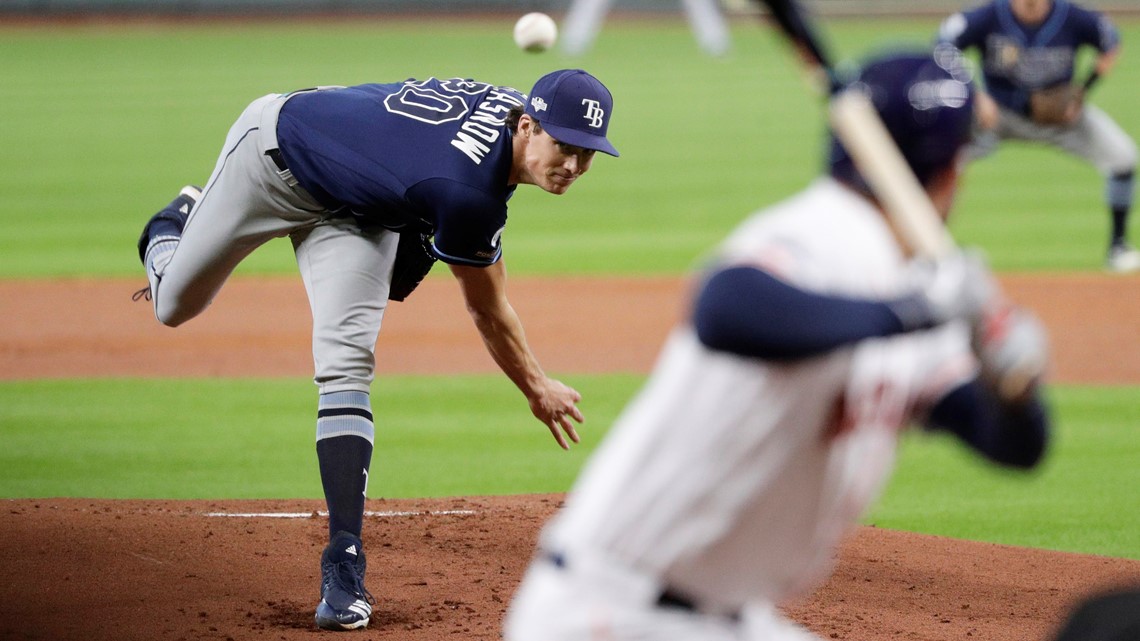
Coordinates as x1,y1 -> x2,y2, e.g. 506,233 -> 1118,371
383,79 -> 492,125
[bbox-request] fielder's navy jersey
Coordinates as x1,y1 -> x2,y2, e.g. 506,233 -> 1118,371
939,0 -> 1118,114
275,78 -> 528,266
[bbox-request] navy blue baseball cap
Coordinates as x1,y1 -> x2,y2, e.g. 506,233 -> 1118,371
524,69 -> 619,157
829,47 -> 975,186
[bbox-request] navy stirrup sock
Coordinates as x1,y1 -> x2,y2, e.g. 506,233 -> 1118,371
316,391 -> 375,539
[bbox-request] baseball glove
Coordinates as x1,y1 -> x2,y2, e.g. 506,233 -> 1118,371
1028,83 -> 1082,125
388,231 -> 437,302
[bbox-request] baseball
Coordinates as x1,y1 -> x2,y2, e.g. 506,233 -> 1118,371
513,12 -> 557,53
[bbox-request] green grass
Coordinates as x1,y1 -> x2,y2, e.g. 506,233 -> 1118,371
0,18 -> 1137,561
0,375 -> 641,499
1,377 -> 1137,559
869,386 -> 1140,559
2,17 -> 1138,276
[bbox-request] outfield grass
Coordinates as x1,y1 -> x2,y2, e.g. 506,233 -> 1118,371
2,18 -> 1138,276
871,386 -> 1140,560
1,377 -> 1137,559
0,376 -> 633,499
1,17 -> 1137,561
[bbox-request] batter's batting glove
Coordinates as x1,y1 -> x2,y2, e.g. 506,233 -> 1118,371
972,303 -> 1049,403
888,249 -> 998,331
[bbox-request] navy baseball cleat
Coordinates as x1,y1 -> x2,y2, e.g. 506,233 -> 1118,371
315,531 -> 375,631
133,185 -> 201,302
136,185 -> 201,265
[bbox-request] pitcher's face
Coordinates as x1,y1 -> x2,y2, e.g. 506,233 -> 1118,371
516,116 -> 595,195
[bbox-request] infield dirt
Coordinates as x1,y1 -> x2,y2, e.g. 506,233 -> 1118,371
2,274 -> 1139,640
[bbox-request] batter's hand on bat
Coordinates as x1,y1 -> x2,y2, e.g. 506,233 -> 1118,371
529,378 -> 584,450
972,304 -> 1049,403
893,249 -> 1000,330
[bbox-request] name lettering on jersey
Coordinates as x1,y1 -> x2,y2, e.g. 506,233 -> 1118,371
437,78 -> 493,95
581,99 -> 605,128
985,36 -> 1074,87
450,89 -> 524,165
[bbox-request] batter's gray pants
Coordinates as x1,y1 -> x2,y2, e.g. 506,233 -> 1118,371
152,91 -> 399,394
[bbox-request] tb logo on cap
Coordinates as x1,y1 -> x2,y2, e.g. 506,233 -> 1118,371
582,99 -> 605,129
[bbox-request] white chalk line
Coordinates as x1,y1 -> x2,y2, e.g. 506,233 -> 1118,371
204,509 -> 478,519
129,552 -> 166,565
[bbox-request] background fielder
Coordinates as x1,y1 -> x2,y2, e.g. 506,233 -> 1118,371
135,69 -> 618,632
939,0 -> 1140,272
504,50 -> 1051,641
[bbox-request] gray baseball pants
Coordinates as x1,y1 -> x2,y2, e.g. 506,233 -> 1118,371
969,103 -> 1137,174
151,91 -> 399,394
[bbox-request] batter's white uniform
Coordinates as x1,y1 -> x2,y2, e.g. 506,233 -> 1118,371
504,178 -> 978,641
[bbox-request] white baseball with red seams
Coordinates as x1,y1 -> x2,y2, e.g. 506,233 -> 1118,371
514,12 -> 558,53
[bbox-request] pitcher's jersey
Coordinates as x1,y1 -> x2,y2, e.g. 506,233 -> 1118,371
939,0 -> 1118,114
275,78 -> 527,266
539,179 -> 977,610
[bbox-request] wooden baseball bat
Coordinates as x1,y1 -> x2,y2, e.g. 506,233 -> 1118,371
753,0 -> 955,259
753,0 -> 1047,400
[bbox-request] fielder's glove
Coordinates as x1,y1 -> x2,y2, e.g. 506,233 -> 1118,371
388,232 -> 437,302
1028,83 -> 1083,126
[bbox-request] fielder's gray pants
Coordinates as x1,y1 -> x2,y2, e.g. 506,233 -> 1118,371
969,103 -> 1137,176
152,91 -> 399,394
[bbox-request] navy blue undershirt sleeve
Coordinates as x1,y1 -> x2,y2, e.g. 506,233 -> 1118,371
692,265 -> 911,360
924,379 -> 1049,469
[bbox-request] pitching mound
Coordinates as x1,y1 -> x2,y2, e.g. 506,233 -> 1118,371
2,273 -> 1139,639
3,496 -> 1139,641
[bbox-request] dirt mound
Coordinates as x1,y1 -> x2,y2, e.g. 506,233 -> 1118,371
3,273 -> 1139,639
2,274 -> 1137,382
3,497 -> 1138,641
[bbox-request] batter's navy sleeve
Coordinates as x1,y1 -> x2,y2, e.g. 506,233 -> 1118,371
692,265 -> 911,360
924,379 -> 1049,469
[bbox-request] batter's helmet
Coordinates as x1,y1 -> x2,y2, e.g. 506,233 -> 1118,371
828,46 -> 975,187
